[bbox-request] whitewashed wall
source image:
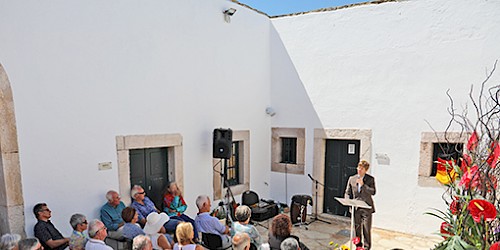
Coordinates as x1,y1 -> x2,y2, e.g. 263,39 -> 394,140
270,0 -> 500,235
0,0 -> 272,236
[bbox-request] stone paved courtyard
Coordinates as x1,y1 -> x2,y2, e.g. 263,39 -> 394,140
254,213 -> 441,250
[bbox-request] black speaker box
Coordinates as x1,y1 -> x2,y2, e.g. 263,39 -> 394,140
213,128 -> 233,159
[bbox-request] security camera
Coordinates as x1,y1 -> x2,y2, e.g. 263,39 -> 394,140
266,107 -> 276,117
223,8 -> 237,16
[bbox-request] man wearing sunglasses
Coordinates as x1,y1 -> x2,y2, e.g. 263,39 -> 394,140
33,203 -> 69,250
130,185 -> 181,233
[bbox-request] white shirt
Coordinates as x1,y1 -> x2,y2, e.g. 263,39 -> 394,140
85,238 -> 113,250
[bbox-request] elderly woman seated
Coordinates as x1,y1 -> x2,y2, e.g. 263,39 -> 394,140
69,214 -> 89,250
232,205 -> 262,248
122,207 -> 145,240
163,182 -> 197,238
144,212 -> 172,250
0,233 -> 21,250
268,214 -> 308,250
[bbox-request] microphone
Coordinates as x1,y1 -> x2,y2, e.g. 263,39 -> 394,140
307,174 -> 314,181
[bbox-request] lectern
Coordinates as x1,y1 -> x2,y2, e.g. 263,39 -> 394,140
335,197 -> 371,250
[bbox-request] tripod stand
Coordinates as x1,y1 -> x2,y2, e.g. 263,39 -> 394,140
214,159 -> 237,225
307,174 -> 331,225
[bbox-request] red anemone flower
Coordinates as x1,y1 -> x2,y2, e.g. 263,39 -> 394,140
491,242 -> 500,250
467,199 -> 497,223
461,154 -> 472,172
450,199 -> 460,215
440,222 -> 452,239
487,142 -> 500,168
352,237 -> 360,245
467,131 -> 479,151
459,165 -> 480,189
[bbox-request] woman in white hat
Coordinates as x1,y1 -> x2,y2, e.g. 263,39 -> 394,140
143,212 -> 172,250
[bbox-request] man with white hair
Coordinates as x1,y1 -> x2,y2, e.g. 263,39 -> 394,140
194,195 -> 231,248
280,238 -> 300,250
132,235 -> 152,250
232,232 -> 250,250
85,219 -> 113,250
18,238 -> 42,250
100,190 -> 126,239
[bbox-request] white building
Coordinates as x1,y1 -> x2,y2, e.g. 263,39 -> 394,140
1,0 -> 499,238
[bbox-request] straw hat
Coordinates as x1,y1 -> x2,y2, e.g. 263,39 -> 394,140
143,212 -> 169,234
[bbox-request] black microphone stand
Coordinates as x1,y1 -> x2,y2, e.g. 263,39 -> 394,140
308,174 -> 331,225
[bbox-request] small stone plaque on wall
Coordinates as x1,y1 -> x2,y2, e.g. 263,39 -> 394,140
375,153 -> 390,165
98,162 -> 112,171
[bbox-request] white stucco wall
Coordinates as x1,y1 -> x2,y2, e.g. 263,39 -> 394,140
2,0 -> 500,238
0,0 -> 272,236
270,0 -> 500,235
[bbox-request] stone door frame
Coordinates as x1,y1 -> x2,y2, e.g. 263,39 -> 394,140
0,64 -> 25,236
312,128 -> 372,216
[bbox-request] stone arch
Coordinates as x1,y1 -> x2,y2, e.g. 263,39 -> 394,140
0,63 -> 25,236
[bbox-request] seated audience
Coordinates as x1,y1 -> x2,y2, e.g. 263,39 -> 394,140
143,213 -> 172,250
100,190 -> 126,239
121,207 -> 145,240
85,219 -> 112,250
232,232 -> 251,250
132,235 -> 152,250
0,233 -> 21,250
173,222 -> 202,250
33,203 -> 69,250
69,213 -> 89,250
18,238 -> 42,250
280,238 -> 299,250
131,185 -> 181,233
162,182 -> 197,237
232,205 -> 262,248
194,195 -> 231,248
268,214 -> 307,250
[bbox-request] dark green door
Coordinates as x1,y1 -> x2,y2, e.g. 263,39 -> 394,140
323,139 -> 360,216
130,148 -> 168,209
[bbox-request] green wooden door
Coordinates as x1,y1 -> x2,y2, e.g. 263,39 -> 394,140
130,148 -> 168,209
324,139 -> 360,217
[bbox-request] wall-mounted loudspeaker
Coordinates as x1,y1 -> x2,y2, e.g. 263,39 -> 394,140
213,128 -> 233,159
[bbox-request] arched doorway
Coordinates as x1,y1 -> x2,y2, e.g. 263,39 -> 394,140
0,63 -> 25,236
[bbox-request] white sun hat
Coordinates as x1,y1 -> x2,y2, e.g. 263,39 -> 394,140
143,212 -> 169,235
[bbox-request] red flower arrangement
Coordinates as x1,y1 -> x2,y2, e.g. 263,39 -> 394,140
426,74 -> 500,249
467,199 -> 497,223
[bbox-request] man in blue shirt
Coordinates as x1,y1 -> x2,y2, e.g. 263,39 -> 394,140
130,185 -> 181,233
194,195 -> 231,248
100,190 -> 126,240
